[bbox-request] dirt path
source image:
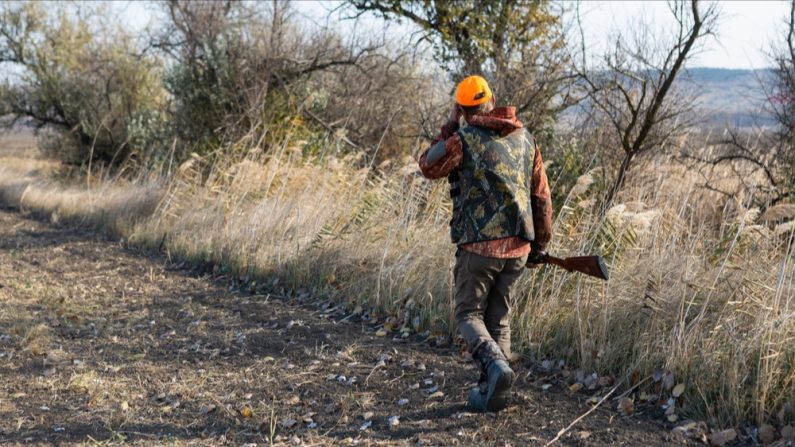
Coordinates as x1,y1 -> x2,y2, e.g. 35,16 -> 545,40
0,208 -> 692,446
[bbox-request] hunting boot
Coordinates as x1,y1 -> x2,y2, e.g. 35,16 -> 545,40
466,342 -> 514,412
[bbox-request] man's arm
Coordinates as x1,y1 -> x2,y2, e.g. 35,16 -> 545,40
530,141 -> 553,250
418,120 -> 464,179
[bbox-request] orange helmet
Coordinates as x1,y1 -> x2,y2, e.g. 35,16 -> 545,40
454,75 -> 493,106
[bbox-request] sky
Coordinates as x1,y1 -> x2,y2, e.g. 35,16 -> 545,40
114,0 -> 792,70
578,1 -> 791,69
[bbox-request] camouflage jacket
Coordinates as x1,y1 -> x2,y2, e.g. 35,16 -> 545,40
419,107 -> 553,254
448,124 -> 535,245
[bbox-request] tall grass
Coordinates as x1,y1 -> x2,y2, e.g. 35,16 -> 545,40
0,133 -> 793,429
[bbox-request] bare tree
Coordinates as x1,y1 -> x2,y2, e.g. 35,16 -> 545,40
0,2 -> 166,167
151,0 -> 386,152
579,0 -> 719,207
684,0 -> 795,206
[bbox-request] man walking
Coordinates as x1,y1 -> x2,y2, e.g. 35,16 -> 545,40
418,75 -> 553,412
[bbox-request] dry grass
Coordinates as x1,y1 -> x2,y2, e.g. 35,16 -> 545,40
0,132 -> 793,430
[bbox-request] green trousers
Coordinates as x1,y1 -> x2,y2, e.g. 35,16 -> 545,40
453,249 -> 527,359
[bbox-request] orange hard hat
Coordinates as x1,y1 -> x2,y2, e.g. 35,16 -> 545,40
454,75 -> 493,106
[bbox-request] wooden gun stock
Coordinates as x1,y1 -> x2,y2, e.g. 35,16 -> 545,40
539,254 -> 610,281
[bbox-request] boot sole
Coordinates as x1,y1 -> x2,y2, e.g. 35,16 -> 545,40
485,369 -> 514,412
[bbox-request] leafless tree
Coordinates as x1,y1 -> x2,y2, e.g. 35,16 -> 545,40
150,0 -> 389,152
684,0 -> 795,206
578,0 -> 719,207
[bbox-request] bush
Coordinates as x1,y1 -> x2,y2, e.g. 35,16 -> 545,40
0,3 -> 168,169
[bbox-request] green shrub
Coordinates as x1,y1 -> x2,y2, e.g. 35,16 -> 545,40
0,3 -> 168,169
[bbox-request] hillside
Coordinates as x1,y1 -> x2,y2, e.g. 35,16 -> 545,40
683,67 -> 774,127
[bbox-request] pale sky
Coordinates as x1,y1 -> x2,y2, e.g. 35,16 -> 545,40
578,1 -> 792,69
115,0 -> 791,70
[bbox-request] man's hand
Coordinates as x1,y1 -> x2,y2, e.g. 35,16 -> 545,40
526,246 -> 547,269
448,102 -> 461,125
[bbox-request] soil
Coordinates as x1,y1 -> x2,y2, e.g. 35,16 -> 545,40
0,208 -> 699,446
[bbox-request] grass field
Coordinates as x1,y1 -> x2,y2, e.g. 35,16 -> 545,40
1,130 -> 794,444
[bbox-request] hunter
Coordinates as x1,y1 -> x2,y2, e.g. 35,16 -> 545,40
418,75 -> 553,412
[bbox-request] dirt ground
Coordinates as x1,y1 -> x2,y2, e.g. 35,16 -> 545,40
0,208 -> 699,446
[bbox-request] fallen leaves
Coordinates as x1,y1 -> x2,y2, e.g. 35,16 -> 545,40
758,424 -> 776,444
427,391 -> 445,399
617,397 -> 634,416
388,415 -> 400,427
708,428 -> 737,446
240,406 -> 253,418
672,383 -> 685,398
199,404 -> 216,414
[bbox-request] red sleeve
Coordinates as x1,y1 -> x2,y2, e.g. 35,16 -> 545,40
418,121 -> 463,180
530,141 -> 553,249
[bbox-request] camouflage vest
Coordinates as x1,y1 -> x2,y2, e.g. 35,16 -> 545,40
447,125 -> 535,245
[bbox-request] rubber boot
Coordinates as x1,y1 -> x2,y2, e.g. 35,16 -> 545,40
466,343 -> 514,412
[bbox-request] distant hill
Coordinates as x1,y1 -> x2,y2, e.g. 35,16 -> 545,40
681,67 -> 774,128
560,67 -> 775,129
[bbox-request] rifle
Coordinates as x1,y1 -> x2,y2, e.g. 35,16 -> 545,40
531,253 -> 610,281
